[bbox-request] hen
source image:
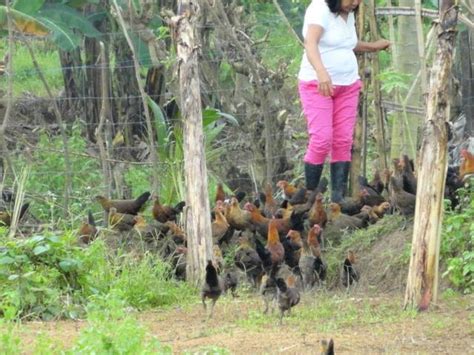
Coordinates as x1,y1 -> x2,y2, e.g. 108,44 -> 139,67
152,196 -> 186,223
201,260 -> 224,318
390,176 -> 416,216
78,210 -> 98,244
96,192 -> 150,215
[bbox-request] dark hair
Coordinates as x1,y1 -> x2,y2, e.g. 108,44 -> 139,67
325,0 -> 359,14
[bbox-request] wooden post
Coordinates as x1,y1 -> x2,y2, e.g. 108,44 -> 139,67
367,0 -> 388,170
173,0 -> 213,285
404,0 -> 458,311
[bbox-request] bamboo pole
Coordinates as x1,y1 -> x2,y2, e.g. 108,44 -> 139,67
112,0 -> 160,194
404,0 -> 458,311
0,0 -> 14,188
96,42 -> 112,202
367,0 -> 388,170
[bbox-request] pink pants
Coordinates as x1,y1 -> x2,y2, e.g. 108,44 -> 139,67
298,79 -> 362,164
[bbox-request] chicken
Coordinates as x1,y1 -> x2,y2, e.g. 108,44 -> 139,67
215,183 -> 226,203
320,339 -> 335,355
164,221 -> 186,244
262,183 -> 278,217
360,187 -> 386,207
152,196 -> 186,223
223,269 -> 239,298
260,273 -> 277,314
234,235 -> 264,287
0,202 -> 30,227
108,207 -> 137,231
341,250 -> 359,288
276,180 -> 298,199
288,187 -> 308,206
308,192 -> 327,228
358,205 -> 379,225
212,204 -> 230,243
390,176 -> 416,215
328,203 -> 365,230
400,154 -> 417,194
226,197 -> 251,230
369,169 -> 385,195
201,260 -> 224,318
172,246 -> 187,280
265,218 -> 285,268
213,244 -> 224,271
337,191 -> 365,216
307,224 -> 322,256
276,276 -> 300,324
460,148 -> 474,181
299,240 -> 326,291
372,201 -> 391,218
95,192 -> 150,215
282,230 -> 303,272
78,210 -> 98,244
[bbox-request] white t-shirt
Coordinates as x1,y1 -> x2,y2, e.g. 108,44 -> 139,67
298,0 -> 359,85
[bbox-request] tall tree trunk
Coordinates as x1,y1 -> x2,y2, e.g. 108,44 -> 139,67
173,0 -> 213,285
404,0 -> 458,311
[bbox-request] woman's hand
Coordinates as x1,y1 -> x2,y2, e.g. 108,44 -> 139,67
373,39 -> 391,51
316,69 -> 334,96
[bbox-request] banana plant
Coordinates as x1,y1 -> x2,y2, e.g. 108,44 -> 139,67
0,0 -> 101,50
147,97 -> 238,203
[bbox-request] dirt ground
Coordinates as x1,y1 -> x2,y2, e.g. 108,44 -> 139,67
17,292 -> 474,354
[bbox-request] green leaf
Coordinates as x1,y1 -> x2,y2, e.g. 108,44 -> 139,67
39,4 -> 101,38
8,274 -> 19,281
33,244 -> 50,255
12,0 -> 45,15
148,96 -> 171,157
59,258 -> 80,272
0,256 -> 15,265
30,235 -> 46,243
129,31 -> 152,67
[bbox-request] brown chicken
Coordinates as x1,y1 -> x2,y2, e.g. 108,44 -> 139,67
226,197 -> 251,230
78,210 -> 98,244
212,204 -> 230,243
96,192 -> 150,215
0,202 -> 30,227
308,193 -> 327,228
266,218 -> 285,267
215,183 -> 226,203
390,176 -> 416,215
262,183 -> 278,217
152,196 -> 186,223
108,207 -> 137,231
369,169 -> 385,195
164,221 -> 186,244
328,203 -> 365,230
373,201 -> 391,218
460,148 -> 474,181
234,235 -> 264,287
400,154 -> 417,195
308,224 -> 322,257
276,180 -> 298,199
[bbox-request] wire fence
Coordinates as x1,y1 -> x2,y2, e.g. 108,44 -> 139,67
0,12 -> 472,217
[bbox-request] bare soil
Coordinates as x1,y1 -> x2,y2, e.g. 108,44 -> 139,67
17,292 -> 474,354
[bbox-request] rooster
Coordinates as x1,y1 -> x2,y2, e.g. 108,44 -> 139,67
341,250 -> 359,288
276,275 -> 300,324
96,192 -> 150,215
201,260 -> 224,318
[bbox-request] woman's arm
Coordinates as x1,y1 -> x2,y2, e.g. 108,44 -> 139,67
354,39 -> 391,53
305,24 -> 333,96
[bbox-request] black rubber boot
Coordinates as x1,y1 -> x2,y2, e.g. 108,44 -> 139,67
330,161 -> 351,203
304,163 -> 324,191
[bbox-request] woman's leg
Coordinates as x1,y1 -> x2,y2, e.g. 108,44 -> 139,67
330,80 -> 362,201
298,80 -> 334,190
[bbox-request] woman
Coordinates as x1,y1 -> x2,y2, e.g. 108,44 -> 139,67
298,0 -> 390,202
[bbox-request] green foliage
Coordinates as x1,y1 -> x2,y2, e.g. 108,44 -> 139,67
442,187 -> 474,294
378,69 -> 411,96
0,230 -> 195,320
70,295 -> 171,354
0,43 -> 63,96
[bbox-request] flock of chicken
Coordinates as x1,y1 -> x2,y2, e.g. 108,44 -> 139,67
73,152 -> 472,336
